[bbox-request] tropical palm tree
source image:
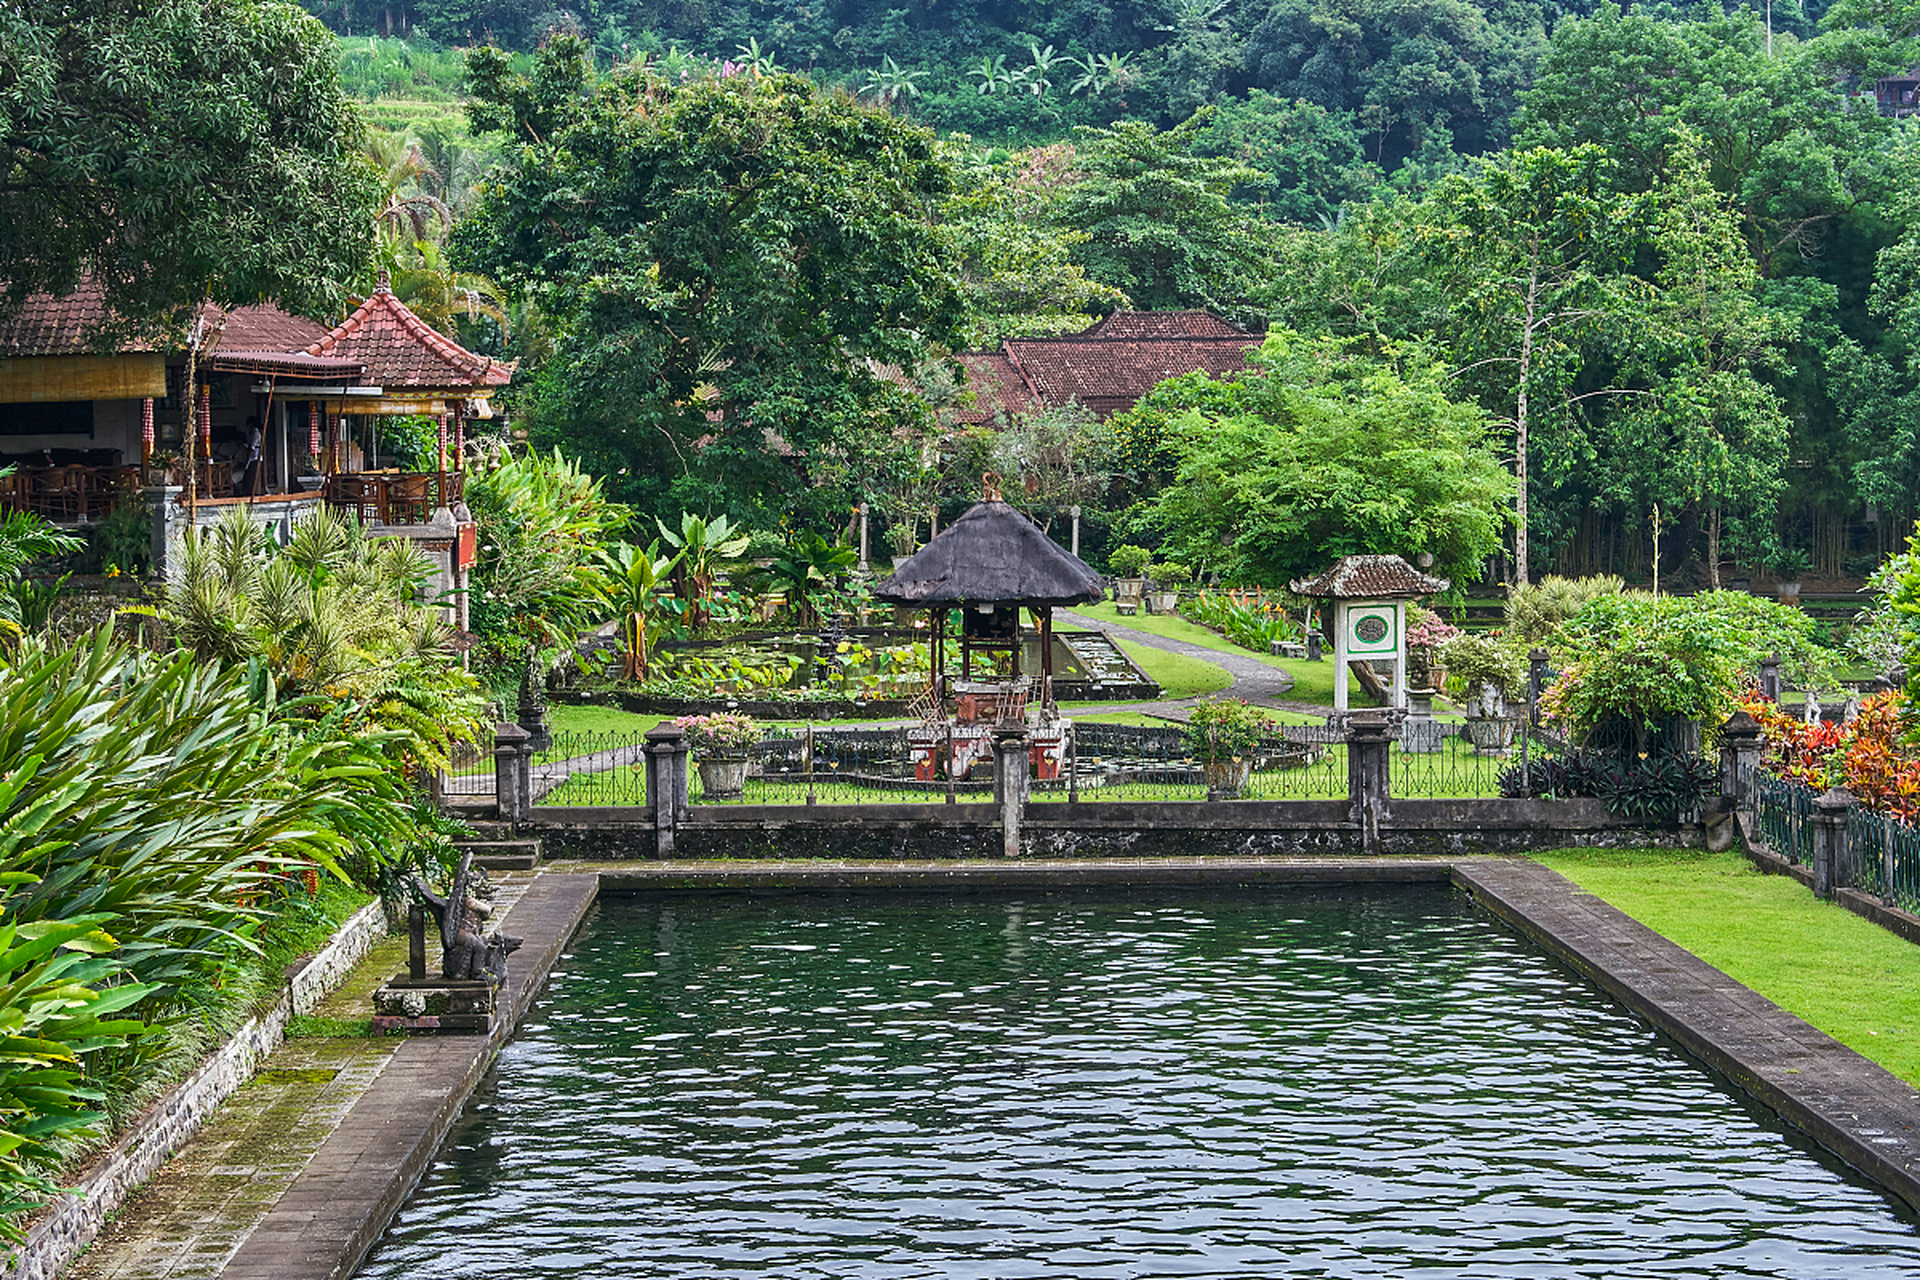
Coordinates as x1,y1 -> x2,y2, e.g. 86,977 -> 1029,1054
366,129 -> 451,247
387,239 -> 511,345
1016,44 -> 1062,97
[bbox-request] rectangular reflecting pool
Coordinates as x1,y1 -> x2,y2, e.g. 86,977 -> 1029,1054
356,885 -> 1920,1277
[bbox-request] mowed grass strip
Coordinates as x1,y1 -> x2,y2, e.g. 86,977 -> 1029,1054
1112,638 -> 1234,700
1533,847 -> 1920,1085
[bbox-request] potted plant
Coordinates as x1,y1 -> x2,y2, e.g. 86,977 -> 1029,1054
1183,697 -> 1275,798
1108,544 -> 1151,603
886,519 -> 919,571
1146,561 -> 1190,614
1406,610 -> 1463,690
674,712 -> 761,800
1772,546 -> 1811,603
1440,634 -> 1523,751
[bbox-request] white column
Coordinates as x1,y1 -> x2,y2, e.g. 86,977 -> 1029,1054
1333,601 -> 1350,713
1393,600 -> 1408,710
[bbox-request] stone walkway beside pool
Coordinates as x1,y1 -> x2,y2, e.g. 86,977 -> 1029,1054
43,855 -> 1920,1279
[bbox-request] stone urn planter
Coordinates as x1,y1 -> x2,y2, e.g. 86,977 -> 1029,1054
1204,757 -> 1254,798
697,755 -> 750,800
1148,588 -> 1181,614
1464,715 -> 1514,754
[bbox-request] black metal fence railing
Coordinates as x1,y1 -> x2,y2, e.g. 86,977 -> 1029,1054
440,741 -> 495,798
1390,717 -> 1537,800
531,731 -> 649,807
1848,804 -> 1920,915
518,718 -> 1542,809
1755,772 -> 1816,866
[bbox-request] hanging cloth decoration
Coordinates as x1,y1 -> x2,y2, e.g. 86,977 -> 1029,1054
141,398 -> 154,464
454,410 -> 465,473
197,384 -> 211,451
437,412 -> 449,472
309,404 -> 322,460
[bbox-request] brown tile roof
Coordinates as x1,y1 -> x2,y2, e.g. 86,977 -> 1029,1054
220,304 -> 332,352
1079,310 -> 1247,339
0,284 -> 342,370
0,281 -> 160,356
305,278 -> 512,391
1289,555 -> 1451,599
950,352 -> 1039,425
1001,335 -> 1258,416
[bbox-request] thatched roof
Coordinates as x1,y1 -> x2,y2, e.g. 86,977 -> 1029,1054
1289,554 -> 1450,599
875,500 -> 1106,607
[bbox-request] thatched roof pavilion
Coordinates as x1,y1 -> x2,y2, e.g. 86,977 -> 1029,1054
875,492 -> 1106,709
875,498 -> 1106,608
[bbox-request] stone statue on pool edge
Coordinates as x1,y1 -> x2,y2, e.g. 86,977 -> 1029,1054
410,851 -> 523,982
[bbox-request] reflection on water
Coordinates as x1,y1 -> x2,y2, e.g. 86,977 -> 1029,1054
357,886 -> 1920,1278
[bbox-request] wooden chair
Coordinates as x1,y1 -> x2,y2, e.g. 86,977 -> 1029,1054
30,468 -> 81,520
384,473 -> 432,524
324,474 -> 377,525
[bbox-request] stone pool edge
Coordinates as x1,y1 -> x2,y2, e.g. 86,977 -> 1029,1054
214,856 -> 1920,1279
214,872 -> 598,1280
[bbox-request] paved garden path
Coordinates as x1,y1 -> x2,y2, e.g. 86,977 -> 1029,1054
1055,608 -> 1334,721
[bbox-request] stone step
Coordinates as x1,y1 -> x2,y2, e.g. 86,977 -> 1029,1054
455,839 -> 541,872
461,819 -> 518,841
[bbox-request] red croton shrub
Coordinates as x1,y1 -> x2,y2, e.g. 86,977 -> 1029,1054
1742,690 -> 1920,824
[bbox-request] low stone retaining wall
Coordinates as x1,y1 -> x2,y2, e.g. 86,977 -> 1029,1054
524,797 -> 1692,862
5,900 -> 388,1280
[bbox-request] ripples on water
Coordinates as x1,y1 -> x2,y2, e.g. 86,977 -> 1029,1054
356,885 -> 1920,1278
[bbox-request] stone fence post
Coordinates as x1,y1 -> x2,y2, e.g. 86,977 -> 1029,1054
493,722 -> 532,823
1760,652 -> 1782,703
1812,786 -> 1854,899
1528,647 -> 1552,706
993,725 -> 1030,858
645,724 -> 690,859
1346,710 -> 1391,856
1719,710 -> 1764,816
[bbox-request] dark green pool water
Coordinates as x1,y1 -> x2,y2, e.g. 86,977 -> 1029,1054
356,886 -> 1920,1278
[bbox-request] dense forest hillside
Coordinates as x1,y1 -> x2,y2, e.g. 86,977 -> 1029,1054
321,0 -> 1920,589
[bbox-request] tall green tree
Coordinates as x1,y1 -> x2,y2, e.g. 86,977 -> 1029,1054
1120,331 -> 1512,586
455,39 -> 971,522
1047,112 -> 1271,325
0,0 -> 379,332
1415,144 -> 1647,585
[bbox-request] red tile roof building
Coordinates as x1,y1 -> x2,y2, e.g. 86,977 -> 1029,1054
306,276 -> 512,394
949,310 -> 1260,424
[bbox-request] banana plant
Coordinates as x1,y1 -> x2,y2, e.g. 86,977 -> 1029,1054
601,541 -> 682,682
655,512 -> 751,630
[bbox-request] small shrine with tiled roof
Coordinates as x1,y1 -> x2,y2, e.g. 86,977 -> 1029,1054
1290,554 -> 1450,713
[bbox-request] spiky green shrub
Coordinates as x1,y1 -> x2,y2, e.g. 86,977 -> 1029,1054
132,506 -> 486,775
0,908 -> 153,1240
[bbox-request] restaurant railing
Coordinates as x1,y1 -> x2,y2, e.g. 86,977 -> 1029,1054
322,471 -> 464,525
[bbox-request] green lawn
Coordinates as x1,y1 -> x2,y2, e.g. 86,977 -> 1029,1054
1534,847 -> 1920,1086
1112,638 -> 1233,700
1075,600 -> 1373,710
547,702 -> 668,737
